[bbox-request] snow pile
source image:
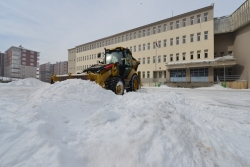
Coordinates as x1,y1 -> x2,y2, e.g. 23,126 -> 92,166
6,78 -> 48,86
0,79 -> 250,167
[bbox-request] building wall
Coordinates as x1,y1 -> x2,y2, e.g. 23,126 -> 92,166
69,5 -> 214,82
0,53 -> 4,76
4,46 -> 39,79
233,23 -> 250,87
214,33 -> 234,57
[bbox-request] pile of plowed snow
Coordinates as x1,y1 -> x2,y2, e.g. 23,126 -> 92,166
6,78 -> 48,86
1,79 -> 250,167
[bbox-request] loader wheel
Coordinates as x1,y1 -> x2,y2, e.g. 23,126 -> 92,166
108,77 -> 124,95
127,75 -> 139,92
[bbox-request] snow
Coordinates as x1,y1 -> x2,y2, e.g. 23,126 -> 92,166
0,79 -> 250,167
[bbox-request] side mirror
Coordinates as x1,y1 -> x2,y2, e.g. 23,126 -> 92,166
97,53 -> 101,58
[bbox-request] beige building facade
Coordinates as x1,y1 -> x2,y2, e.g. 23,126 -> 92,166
68,1 -> 250,88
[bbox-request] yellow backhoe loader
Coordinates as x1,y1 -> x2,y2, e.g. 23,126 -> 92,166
51,47 -> 141,95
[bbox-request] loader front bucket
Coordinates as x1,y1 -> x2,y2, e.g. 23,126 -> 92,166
50,74 -> 89,84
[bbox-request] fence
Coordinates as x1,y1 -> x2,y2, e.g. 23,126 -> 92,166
217,75 -> 248,89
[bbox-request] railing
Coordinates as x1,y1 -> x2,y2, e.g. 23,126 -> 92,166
217,75 -> 248,82
214,0 -> 250,34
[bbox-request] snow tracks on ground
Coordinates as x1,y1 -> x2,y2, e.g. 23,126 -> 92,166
0,79 -> 250,167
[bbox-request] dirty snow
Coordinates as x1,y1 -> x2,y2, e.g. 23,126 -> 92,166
0,78 -> 250,167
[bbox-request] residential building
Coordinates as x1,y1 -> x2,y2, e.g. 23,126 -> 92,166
39,62 -> 54,83
0,52 -> 4,77
53,61 -> 68,75
68,1 -> 250,88
4,46 -> 39,79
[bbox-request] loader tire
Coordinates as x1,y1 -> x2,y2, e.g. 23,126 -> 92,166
127,74 -> 139,92
108,77 -> 124,95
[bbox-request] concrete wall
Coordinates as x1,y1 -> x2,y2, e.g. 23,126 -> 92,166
214,33 -> 234,56
233,23 -> 250,88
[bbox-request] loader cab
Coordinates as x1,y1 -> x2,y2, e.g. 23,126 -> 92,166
104,48 -> 132,78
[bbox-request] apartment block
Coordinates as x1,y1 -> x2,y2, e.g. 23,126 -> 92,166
0,52 -> 4,77
68,0 -> 250,88
53,61 -> 68,75
4,46 -> 39,79
39,62 -> 54,83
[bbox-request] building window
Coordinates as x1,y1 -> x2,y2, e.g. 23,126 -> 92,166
126,35 -> 128,41
204,31 -> 208,40
138,58 -> 141,62
22,62 -> 26,65
197,33 -> 201,41
134,46 -> 136,52
147,57 -> 150,64
148,43 -> 150,50
143,44 -> 145,50
159,71 -> 162,78
153,42 -> 156,49
115,38 -> 117,43
170,38 -> 173,46
143,30 -> 146,37
176,54 -> 179,61
183,53 -> 186,60
122,36 -> 124,42
197,15 -> 201,23
163,55 -> 166,62
134,32 -> 136,39
170,22 -> 173,30
158,25 -> 161,33
197,51 -> 201,59
176,37 -> 179,45
130,33 -> 132,40
143,57 -> 145,64
30,59 -> 34,62
158,55 -> 161,63
147,28 -> 150,35
130,46 -> 132,51
153,56 -> 156,63
153,71 -> 157,78
204,13 -> 208,22
139,45 -> 141,51
147,71 -> 150,78
30,55 -> 34,58
190,52 -> 194,59
228,68 -> 232,75
164,71 -> 166,78
158,40 -> 161,48
220,52 -> 224,57
118,37 -> 120,43
153,27 -> 156,34
183,35 -> 186,44
164,24 -> 167,31
22,57 -> 26,60
170,54 -> 173,62
190,34 -> 194,42
138,31 -> 141,38
183,19 -> 186,27
176,20 -> 179,28
143,71 -> 145,78
190,16 -> 194,25
204,50 -> 208,58
164,39 -> 167,47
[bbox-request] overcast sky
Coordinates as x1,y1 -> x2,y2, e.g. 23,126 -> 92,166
0,0 -> 245,64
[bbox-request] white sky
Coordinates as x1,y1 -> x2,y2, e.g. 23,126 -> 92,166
0,0 -> 246,64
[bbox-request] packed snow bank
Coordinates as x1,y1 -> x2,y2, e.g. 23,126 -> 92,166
6,78 -> 48,86
1,79 -> 250,167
